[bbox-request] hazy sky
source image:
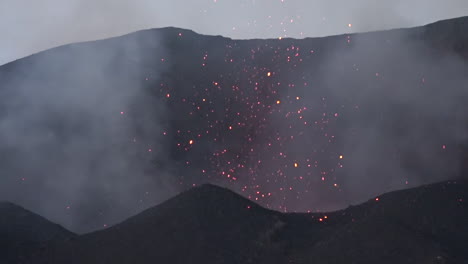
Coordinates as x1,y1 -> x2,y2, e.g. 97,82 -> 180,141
1,0 -> 468,65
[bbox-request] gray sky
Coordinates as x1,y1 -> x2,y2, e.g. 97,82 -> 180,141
1,0 -> 468,65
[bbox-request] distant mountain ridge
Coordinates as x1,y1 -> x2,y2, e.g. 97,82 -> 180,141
3,15 -> 468,66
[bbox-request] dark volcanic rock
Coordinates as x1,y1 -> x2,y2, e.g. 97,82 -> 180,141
0,202 -> 75,263
33,184 -> 288,264
19,180 -> 468,264
297,180 -> 468,264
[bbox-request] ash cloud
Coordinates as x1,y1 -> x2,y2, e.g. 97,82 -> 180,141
247,20 -> 468,212
0,32 -> 176,233
304,26 -> 468,207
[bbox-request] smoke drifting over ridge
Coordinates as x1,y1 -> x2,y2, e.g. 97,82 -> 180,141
0,32 -> 177,232
308,28 -> 468,206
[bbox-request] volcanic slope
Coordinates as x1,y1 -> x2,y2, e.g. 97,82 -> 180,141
0,202 -> 75,264
21,180 -> 468,264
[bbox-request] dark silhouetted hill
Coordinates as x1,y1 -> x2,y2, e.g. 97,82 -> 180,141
0,202 -> 75,263
31,184 -> 288,263
7,180 -> 468,264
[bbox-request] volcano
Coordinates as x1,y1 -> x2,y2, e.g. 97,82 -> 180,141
1,15 -> 468,263
1,17 -> 468,232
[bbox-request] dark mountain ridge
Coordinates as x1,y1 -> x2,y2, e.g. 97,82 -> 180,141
0,202 -> 75,263
2,180 -> 467,263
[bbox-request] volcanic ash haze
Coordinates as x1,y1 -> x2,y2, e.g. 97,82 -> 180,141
0,32 -> 177,232
0,17 -> 468,233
